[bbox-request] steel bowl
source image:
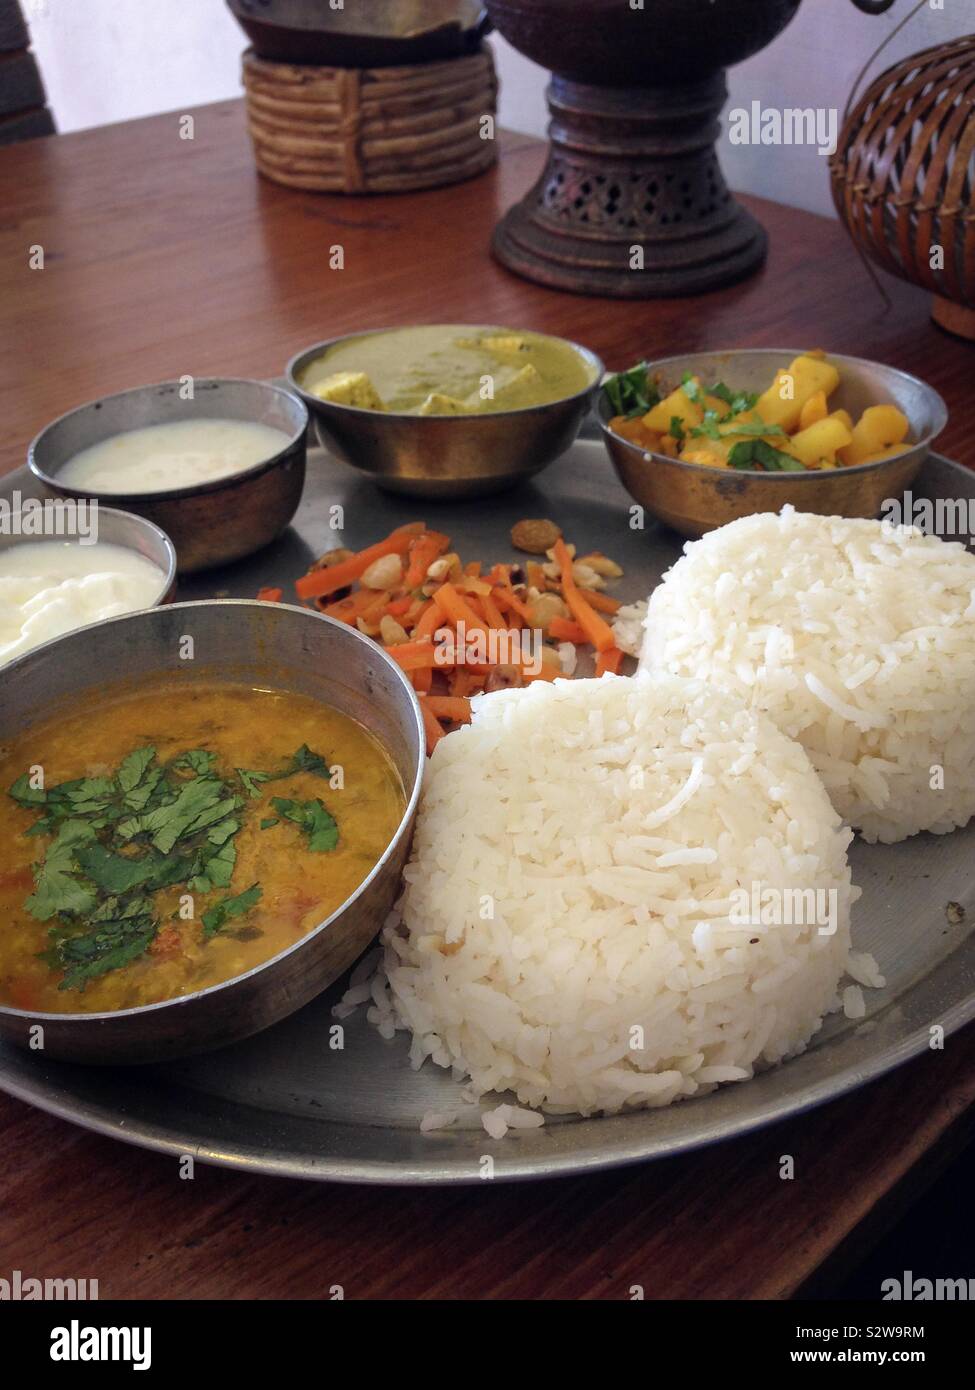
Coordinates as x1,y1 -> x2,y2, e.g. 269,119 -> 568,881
286,327 -> 604,499
0,600 -> 424,1066
0,505 -> 177,652
28,379 -> 309,573
598,349 -> 948,538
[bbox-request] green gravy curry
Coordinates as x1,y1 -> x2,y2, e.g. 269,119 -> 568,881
301,324 -> 596,416
0,682 -> 404,1014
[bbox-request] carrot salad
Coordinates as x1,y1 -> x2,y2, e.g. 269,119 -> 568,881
257,519 -> 626,754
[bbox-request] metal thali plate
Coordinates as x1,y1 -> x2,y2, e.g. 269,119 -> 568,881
0,439 -> 973,1183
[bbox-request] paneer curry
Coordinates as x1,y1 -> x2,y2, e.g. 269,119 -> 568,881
0,682 -> 404,1014
300,325 -> 596,416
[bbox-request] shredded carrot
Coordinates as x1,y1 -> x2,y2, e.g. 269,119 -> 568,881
295,523 -> 423,600
423,695 -> 472,723
595,646 -> 624,677
553,538 -> 616,652
412,601 -> 442,641
580,590 -> 621,615
411,666 -> 433,694
256,586 -> 283,603
385,640 -> 444,671
548,617 -> 588,643
322,589 -> 379,624
479,591 -> 507,630
493,587 -> 531,623
420,701 -> 446,755
404,530 -> 450,588
432,584 -> 491,641
385,595 -> 413,618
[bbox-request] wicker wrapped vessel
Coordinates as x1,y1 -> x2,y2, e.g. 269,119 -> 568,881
830,36 -> 975,339
242,46 -> 498,194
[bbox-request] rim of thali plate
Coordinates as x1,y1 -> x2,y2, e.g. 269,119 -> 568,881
1,991 -> 973,1184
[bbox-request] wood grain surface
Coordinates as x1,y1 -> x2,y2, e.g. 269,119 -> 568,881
0,101 -> 973,1300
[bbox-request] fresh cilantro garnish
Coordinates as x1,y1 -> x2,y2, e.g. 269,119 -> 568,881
236,744 -> 329,799
706,381 -> 759,416
202,883 -> 263,939
680,372 -> 703,404
269,797 -> 339,853
603,362 -> 661,419
727,439 -> 805,471
669,416 -> 686,443
8,738 -> 338,992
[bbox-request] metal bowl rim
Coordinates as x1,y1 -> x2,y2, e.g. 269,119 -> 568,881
27,378 -> 310,503
0,503 -> 177,609
0,599 -> 424,1027
597,348 -> 949,482
285,324 -> 605,423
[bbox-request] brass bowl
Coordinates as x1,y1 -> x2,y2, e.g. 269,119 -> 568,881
28,379 -> 309,573
286,327 -> 603,499
598,349 -> 948,538
0,600 -> 424,1066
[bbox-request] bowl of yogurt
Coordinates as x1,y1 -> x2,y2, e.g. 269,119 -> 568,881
0,505 -> 176,667
28,379 -> 309,572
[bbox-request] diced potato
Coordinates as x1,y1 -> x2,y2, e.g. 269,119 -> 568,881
788,415 -> 854,467
657,433 -> 682,458
680,446 -> 727,468
799,390 -> 828,430
830,408 -> 854,431
858,444 -> 911,465
311,371 -> 384,410
755,354 -> 841,431
644,385 -> 703,434
703,393 -> 731,417
611,416 -> 661,451
417,392 -> 469,415
838,404 -> 910,465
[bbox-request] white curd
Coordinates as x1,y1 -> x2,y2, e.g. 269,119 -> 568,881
59,418 -> 291,495
0,541 -> 165,665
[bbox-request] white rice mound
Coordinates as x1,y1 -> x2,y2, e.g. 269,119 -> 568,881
640,507 -> 975,844
361,673 -> 859,1118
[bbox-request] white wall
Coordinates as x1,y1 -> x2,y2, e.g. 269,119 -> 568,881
26,0 -> 973,217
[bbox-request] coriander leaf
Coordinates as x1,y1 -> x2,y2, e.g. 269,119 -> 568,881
117,747 -> 156,793
681,372 -> 703,404
727,439 -> 805,472
260,817 -> 279,830
669,416 -> 686,443
602,362 -> 660,419
171,749 -> 216,777
202,883 -> 262,939
691,411 -> 722,441
74,844 -> 160,895
270,796 -> 338,853
237,767 -> 268,799
706,382 -> 758,416
237,745 -> 330,798
52,899 -> 158,991
25,820 -> 98,922
719,418 -> 786,439
8,773 -> 46,807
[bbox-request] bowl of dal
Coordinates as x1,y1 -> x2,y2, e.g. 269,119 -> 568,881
28,379 -> 310,573
286,324 -> 603,499
0,600 -> 424,1064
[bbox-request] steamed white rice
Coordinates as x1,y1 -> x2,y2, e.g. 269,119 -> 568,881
354,673 -> 861,1119
640,507 -> 975,843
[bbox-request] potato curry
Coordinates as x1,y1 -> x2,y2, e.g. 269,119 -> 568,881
0,683 -> 404,1014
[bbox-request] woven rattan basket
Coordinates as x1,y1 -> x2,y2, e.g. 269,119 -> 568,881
242,45 -> 498,194
830,35 -> 975,340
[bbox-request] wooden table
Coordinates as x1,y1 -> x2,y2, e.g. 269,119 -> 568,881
1,101 -> 973,1300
